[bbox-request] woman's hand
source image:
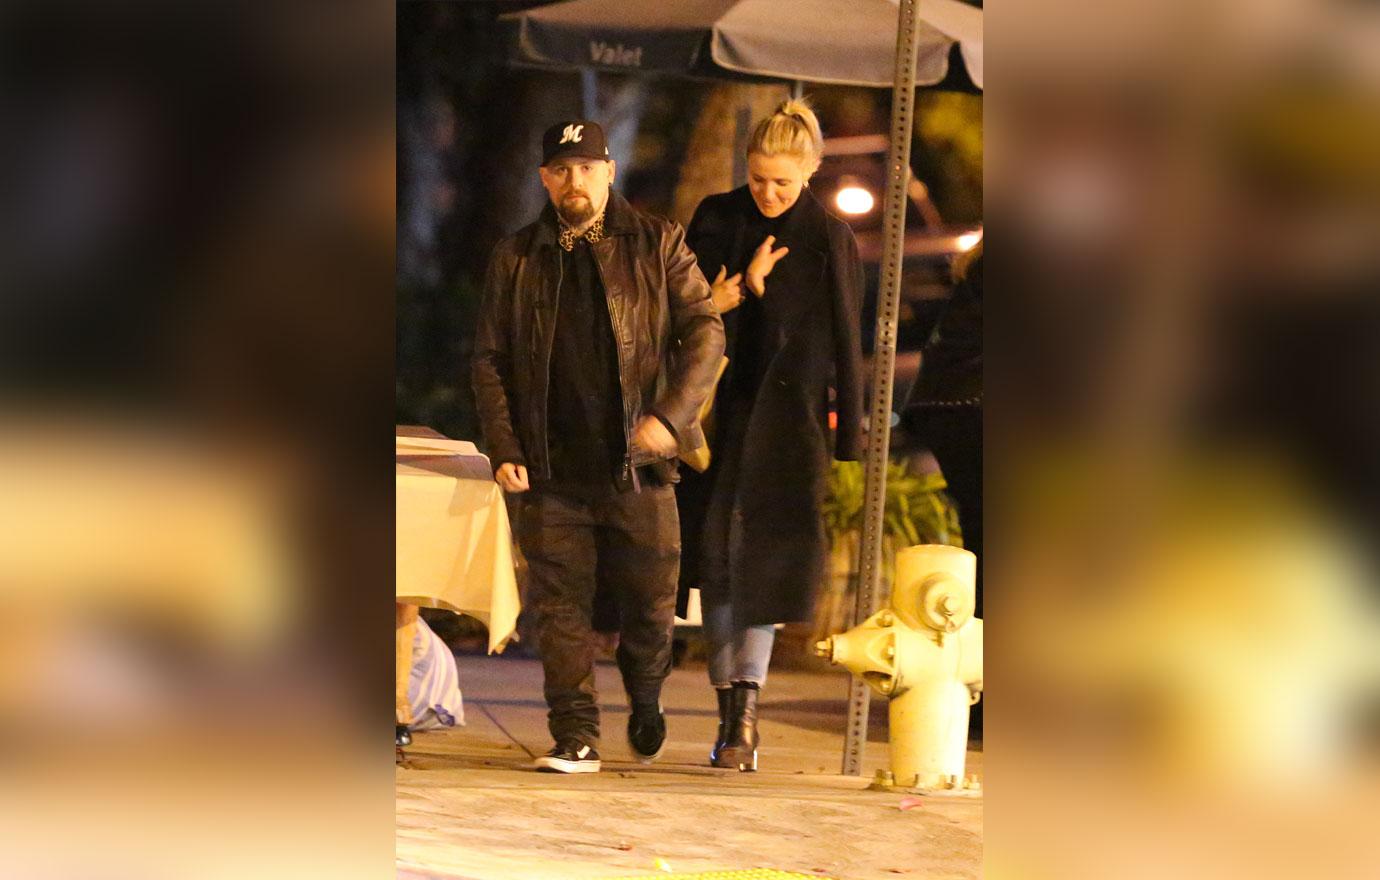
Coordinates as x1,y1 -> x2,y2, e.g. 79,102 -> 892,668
745,234 -> 790,297
710,266 -> 744,313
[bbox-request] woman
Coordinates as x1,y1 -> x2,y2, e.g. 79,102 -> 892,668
679,99 -> 865,771
901,241 -> 982,737
902,241 -> 981,612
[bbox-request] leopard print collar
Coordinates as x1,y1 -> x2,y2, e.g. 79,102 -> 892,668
557,212 -> 606,252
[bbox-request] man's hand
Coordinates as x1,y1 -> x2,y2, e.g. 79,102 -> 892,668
710,265 -> 744,313
745,234 -> 790,297
495,462 -> 530,493
632,415 -> 678,459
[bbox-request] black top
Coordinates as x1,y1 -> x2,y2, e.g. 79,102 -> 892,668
741,198 -> 795,260
721,197 -> 798,423
544,238 -> 626,495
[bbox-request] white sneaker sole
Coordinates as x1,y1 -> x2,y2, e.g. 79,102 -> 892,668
533,756 -> 601,774
631,739 -> 665,764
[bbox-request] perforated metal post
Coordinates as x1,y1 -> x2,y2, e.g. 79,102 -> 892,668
841,0 -> 924,777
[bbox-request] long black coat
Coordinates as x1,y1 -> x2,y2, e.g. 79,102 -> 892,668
676,186 -> 865,626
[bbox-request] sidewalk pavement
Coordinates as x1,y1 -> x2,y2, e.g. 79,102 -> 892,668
396,655 -> 982,880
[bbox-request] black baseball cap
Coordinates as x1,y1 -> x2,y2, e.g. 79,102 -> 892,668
541,120 -> 611,166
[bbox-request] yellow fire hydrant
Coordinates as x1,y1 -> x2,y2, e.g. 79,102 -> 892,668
815,544 -> 983,791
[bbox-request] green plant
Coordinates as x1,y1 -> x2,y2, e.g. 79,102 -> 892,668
812,458 -> 963,642
822,459 -> 963,550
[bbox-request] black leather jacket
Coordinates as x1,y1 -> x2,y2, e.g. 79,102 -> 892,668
472,192 -> 725,484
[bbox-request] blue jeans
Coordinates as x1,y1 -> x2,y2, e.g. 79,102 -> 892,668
702,600 -> 776,688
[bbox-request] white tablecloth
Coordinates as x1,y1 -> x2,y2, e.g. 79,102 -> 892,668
395,432 -> 519,653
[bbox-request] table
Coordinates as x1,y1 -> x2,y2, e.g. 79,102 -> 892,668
395,427 -> 519,654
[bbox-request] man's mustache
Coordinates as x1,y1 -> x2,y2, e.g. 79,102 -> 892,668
563,191 -> 590,200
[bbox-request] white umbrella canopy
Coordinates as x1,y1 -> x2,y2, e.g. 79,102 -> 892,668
712,0 -> 982,89
505,0 -> 982,89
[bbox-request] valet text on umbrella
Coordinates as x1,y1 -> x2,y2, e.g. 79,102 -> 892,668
589,41 -> 643,68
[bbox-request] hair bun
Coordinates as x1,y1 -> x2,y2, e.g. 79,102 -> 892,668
748,95 -> 825,175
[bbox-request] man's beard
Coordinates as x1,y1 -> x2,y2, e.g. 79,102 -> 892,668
557,193 -> 596,226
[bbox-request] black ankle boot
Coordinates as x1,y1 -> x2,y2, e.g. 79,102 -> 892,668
709,687 -> 732,764
713,681 -> 759,772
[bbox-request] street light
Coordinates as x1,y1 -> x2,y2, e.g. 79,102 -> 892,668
834,178 -> 875,216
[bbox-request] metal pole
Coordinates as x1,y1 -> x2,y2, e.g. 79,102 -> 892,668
841,0 -> 924,777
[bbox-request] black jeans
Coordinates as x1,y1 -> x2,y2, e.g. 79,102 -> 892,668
517,484 -> 681,748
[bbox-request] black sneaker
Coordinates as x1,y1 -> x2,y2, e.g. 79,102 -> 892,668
627,704 -> 666,764
534,742 -> 601,774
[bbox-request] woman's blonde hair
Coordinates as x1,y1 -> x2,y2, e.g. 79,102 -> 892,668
747,98 -> 825,176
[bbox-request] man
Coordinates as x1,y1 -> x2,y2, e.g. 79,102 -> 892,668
472,120 -> 724,773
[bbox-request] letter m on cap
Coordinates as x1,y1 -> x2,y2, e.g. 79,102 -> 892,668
559,124 -> 585,144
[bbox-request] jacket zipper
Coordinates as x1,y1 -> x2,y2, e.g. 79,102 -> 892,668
540,247 -> 563,481
589,239 -> 639,492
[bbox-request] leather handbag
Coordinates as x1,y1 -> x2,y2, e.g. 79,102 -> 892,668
678,355 -> 729,472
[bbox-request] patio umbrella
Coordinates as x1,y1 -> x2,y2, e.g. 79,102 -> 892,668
503,0 -> 982,89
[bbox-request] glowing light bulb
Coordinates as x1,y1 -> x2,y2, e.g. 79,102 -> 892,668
835,185 -> 875,215
956,230 -> 983,251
